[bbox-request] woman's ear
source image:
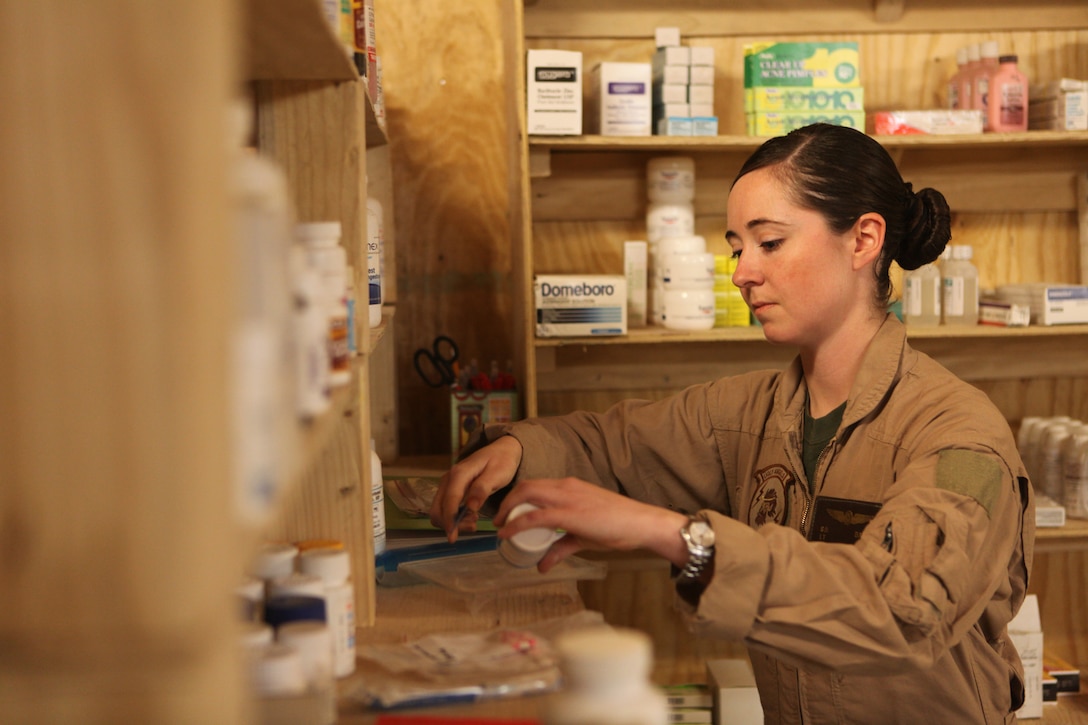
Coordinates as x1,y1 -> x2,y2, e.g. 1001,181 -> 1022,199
852,212 -> 886,270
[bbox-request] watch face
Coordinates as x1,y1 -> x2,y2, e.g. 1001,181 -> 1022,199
689,520 -> 715,548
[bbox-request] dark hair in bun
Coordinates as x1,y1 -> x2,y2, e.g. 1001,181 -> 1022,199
732,123 -> 951,308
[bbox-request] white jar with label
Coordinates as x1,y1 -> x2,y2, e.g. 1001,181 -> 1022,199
296,222 -> 351,386
646,201 -> 694,243
545,627 -> 667,725
649,236 -> 705,325
288,246 -> 331,419
646,156 -> 695,204
662,288 -> 715,331
298,547 -> 356,678
659,252 -> 715,290
276,621 -> 336,725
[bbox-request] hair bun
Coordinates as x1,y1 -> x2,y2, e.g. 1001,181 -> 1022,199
896,186 -> 951,270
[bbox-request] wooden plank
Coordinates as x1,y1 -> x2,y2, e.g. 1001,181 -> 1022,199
369,309 -> 399,462
874,0 -> 907,23
524,0 -> 1088,37
246,0 -> 357,80
0,0 -> 244,720
1079,172 -> 1088,284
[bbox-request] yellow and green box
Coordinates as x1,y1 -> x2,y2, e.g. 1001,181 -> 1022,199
746,111 -> 866,137
745,86 -> 865,113
744,42 -> 860,89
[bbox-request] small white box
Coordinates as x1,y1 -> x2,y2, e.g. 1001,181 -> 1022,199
996,284 -> 1088,325
688,85 -> 714,105
527,49 -> 583,136
692,116 -> 718,136
654,82 -> 689,105
535,275 -> 627,337
690,103 -> 715,118
591,62 -> 652,136
656,116 -> 693,136
625,241 -> 648,327
1028,91 -> 1088,131
1030,78 -> 1088,99
655,102 -> 691,118
653,46 -> 691,72
706,659 -> 763,725
689,65 -> 715,86
654,64 -> 690,85
655,26 -> 681,48
689,46 -> 715,67
979,298 -> 1031,327
1009,594 -> 1043,719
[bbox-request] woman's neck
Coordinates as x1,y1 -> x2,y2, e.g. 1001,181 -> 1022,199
801,312 -> 884,418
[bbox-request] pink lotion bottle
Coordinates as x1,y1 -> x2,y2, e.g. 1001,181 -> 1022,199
972,41 -> 1000,126
988,55 -> 1028,133
948,47 -> 969,109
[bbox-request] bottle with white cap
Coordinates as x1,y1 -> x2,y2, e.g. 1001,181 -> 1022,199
498,502 -> 565,569
298,547 -> 356,677
277,620 -> 336,725
545,627 -> 668,725
296,221 -> 351,387
941,245 -> 979,326
249,542 -> 300,593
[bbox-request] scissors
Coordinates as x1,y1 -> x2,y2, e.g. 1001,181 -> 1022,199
413,335 -> 460,388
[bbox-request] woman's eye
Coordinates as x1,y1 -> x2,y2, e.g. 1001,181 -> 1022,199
759,239 -> 783,251
729,248 -> 742,259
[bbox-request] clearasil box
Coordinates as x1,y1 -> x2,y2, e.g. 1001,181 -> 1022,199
744,42 -> 860,88
535,275 -> 627,336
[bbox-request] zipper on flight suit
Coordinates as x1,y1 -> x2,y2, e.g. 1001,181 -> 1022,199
799,436 -> 836,538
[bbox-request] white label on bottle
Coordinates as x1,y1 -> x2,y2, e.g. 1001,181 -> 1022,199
1000,82 -> 1026,125
943,276 -> 965,317
905,276 -> 922,316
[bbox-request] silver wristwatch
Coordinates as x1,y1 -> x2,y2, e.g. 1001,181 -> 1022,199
679,515 -> 715,580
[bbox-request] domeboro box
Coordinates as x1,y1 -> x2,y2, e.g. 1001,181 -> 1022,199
745,86 -> 865,113
745,42 -> 860,88
747,111 -> 865,137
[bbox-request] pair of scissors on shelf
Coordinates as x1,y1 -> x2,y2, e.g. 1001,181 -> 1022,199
413,334 -> 461,388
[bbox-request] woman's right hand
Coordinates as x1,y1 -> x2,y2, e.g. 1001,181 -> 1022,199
430,434 -> 523,542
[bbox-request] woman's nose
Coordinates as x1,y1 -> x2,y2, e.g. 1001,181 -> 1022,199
732,253 -> 757,288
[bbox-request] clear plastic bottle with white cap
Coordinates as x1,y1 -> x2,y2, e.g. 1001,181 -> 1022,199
298,547 -> 356,677
545,627 -> 668,725
941,245 -> 979,326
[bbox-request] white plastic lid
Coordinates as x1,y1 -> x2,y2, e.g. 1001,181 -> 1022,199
235,576 -> 264,603
268,571 -> 327,599
555,627 -> 653,691
295,221 -> 343,246
956,47 -> 969,65
967,43 -> 981,61
498,503 -> 564,568
980,40 -> 1000,59
298,547 -> 351,585
249,543 -> 299,581
251,643 -> 307,697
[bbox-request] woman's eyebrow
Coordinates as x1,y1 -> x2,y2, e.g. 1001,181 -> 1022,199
725,218 -> 786,241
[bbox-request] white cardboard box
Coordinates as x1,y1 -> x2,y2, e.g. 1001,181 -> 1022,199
526,49 -> 583,135
1009,594 -> 1043,719
535,275 -> 627,337
591,62 -> 652,136
706,659 -> 763,725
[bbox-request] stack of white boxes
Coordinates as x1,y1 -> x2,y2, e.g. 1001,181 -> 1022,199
652,27 -> 717,136
1028,79 -> 1087,131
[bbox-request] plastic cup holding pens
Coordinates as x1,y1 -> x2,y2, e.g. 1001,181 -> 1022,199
498,502 -> 565,568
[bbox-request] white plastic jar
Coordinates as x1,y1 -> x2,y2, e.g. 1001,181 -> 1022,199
646,201 -> 694,243
649,236 -> 706,325
646,156 -> 695,204
662,288 -> 715,331
298,547 -> 357,677
545,627 -> 667,725
296,221 -> 350,386
659,252 -> 715,290
498,502 -> 564,568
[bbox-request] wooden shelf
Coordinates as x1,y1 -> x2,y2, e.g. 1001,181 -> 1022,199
529,130 -> 1088,153
1036,518 -> 1088,555
535,323 -> 1088,348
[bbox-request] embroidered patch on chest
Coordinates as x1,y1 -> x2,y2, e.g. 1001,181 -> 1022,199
749,464 -> 795,527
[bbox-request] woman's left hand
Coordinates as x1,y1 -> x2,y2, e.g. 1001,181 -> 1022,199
494,477 -> 691,573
